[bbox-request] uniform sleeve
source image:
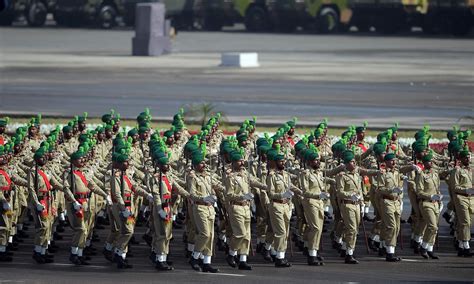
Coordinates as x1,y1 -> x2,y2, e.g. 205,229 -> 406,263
267,173 -> 284,200
324,164 -> 345,177
11,173 -> 28,187
451,168 -> 470,194
172,179 -> 190,198
336,174 -> 353,200
60,173 -> 76,203
111,176 -> 126,211
88,179 -> 108,198
250,175 -> 267,191
189,175 -> 206,203
415,173 -> 430,201
27,171 -> 41,207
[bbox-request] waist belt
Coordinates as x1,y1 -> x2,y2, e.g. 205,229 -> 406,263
382,195 -> 399,201
341,199 -> 359,205
194,201 -> 212,206
74,192 -> 91,199
272,199 -> 289,204
456,192 -> 471,197
231,200 -> 249,206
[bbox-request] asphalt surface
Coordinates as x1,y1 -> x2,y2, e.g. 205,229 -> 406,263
0,27 -> 473,129
0,184 -> 473,283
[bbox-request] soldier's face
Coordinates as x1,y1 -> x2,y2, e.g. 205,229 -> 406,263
132,134 -> 139,143
64,131 -> 73,140
392,132 -> 398,141
0,155 -> 7,166
288,128 -> 295,136
357,131 -> 365,141
36,157 -> 47,166
386,159 -> 396,168
310,159 -> 320,169
377,153 -> 386,162
105,130 -> 113,139
29,126 -> 38,136
140,132 -> 149,141
0,126 -> 5,133
14,144 -> 22,154
121,161 -> 129,171
276,159 -> 285,171
461,155 -> 470,166
73,158 -> 84,168
161,164 -> 169,173
113,122 -> 120,132
97,132 -> 105,141
78,122 -> 86,131
240,140 -> 247,148
346,159 -> 356,171
260,153 -> 267,162
195,161 -> 206,173
166,137 -> 174,146
423,160 -> 432,169
174,131 -> 182,141
233,159 -> 244,171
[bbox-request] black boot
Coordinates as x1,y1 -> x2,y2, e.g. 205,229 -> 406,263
156,261 -> 173,271
17,230 -> 29,239
373,241 -> 380,252
307,256 -> 319,266
69,253 -> 82,265
256,243 -> 264,253
238,261 -> 252,270
217,238 -> 226,251
317,254 -> 325,266
33,252 -> 45,264
189,257 -> 202,271
414,242 -> 421,254
262,249 -> 272,261
226,254 -> 237,268
344,255 -> 359,264
339,249 -> 346,257
419,247 -> 429,259
202,263 -> 219,273
378,247 -> 386,257
114,254 -> 133,269
149,251 -> 157,263
386,253 -> 401,262
103,248 -> 113,262
79,256 -> 91,265
275,258 -> 291,268
427,251 -> 439,259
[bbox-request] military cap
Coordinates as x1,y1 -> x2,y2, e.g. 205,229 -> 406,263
384,153 -> 396,161
342,150 -> 355,164
191,151 -> 205,165
0,117 -> 9,127
459,149 -> 470,158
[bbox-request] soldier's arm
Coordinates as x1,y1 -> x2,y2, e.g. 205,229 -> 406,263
172,179 -> 190,198
225,175 -> 245,202
87,179 -> 108,198
452,169 -> 471,194
250,175 -> 267,191
60,174 -> 76,202
111,176 -> 127,211
11,173 -> 28,187
26,171 -> 41,207
267,173 -> 283,200
189,175 -> 206,203
323,164 -> 346,177
358,167 -> 379,177
399,164 -> 416,175
414,173 -> 430,200
336,174 -> 353,200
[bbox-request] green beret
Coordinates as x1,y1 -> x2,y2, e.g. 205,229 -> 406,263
0,146 -> 6,156
459,150 -> 470,159
331,142 -> 346,153
112,152 -> 128,163
304,150 -> 319,162
342,150 -> 355,164
34,147 -> 47,160
71,150 -> 85,161
373,143 -> 386,155
448,140 -> 461,154
0,118 -> 9,127
157,155 -> 169,166
230,150 -> 243,162
185,142 -> 198,153
62,125 -> 73,133
267,149 -> 284,161
105,124 -> 113,130
422,153 -> 432,162
163,130 -> 174,138
412,142 -> 426,154
128,128 -> 138,137
138,126 -> 150,134
314,128 -> 323,139
258,145 -> 271,155
237,133 -> 248,142
294,140 -> 307,153
191,151 -> 205,165
78,116 -> 87,123
389,126 -> 398,133
286,121 -> 296,128
355,126 -> 365,133
102,114 -> 112,124
173,121 -> 184,131
447,130 -> 457,140
256,138 -> 268,147
384,153 -> 396,161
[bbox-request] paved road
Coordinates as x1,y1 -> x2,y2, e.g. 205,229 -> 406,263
0,27 -> 473,129
0,185 -> 473,283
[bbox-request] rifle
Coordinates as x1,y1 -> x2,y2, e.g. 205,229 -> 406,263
34,161 -> 44,228
286,172 -> 294,258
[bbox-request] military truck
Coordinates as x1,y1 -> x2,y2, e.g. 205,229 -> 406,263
0,0 -> 56,26
347,0 -> 473,35
233,0 -> 350,33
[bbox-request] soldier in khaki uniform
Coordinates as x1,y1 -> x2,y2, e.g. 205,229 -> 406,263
415,153 -> 442,259
108,148 -> 153,269
336,150 -> 378,264
266,149 -> 302,268
376,153 -> 418,261
449,149 -> 473,257
64,149 -> 110,265
0,118 -> 10,146
188,151 -> 223,273
300,149 -> 344,265
150,152 -> 189,270
224,150 -> 266,270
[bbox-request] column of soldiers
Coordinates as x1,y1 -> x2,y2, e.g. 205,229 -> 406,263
0,112 -> 472,272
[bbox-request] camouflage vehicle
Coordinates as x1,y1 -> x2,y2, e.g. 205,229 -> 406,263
0,0 -> 56,26
234,0 -> 350,33
347,0 -> 473,35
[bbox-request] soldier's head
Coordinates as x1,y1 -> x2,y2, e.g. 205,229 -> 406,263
34,147 -> 48,166
286,120 -> 296,136
113,121 -> 121,133
163,130 -> 175,146
71,150 -> 85,168
127,128 -> 139,144
422,152 -> 433,170
384,153 -> 396,169
305,151 -> 320,170
412,142 -> 427,161
29,124 -> 38,137
174,129 -> 182,142
157,156 -> 170,173
237,134 -> 248,149
373,143 -> 386,162
459,150 -> 471,167
230,151 -> 244,172
105,125 -> 114,139
0,146 -> 7,166
343,150 -> 356,171
63,126 -> 73,140
356,126 -> 365,141
0,118 -> 7,134
192,152 -> 206,173
112,152 -> 129,171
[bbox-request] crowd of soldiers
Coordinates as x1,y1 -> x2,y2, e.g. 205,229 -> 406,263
0,110 -> 472,272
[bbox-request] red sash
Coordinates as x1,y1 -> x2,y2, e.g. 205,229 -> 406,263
0,170 -> 12,191
417,162 -> 425,171
287,137 -> 295,147
162,175 -> 172,199
358,143 -> 368,153
123,175 -> 135,193
37,169 -> 52,191
73,170 -> 89,187
0,137 -> 4,146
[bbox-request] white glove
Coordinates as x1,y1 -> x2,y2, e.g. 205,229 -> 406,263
282,190 -> 294,199
106,195 -> 113,205
430,194 -> 442,202
121,209 -> 132,218
243,193 -> 254,201
319,192 -> 330,200
158,209 -> 168,220
147,193 -> 154,202
35,203 -> 44,212
3,202 -> 11,211
392,187 -> 403,195
73,201 -> 82,211
350,194 -> 360,202
203,195 -> 215,204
